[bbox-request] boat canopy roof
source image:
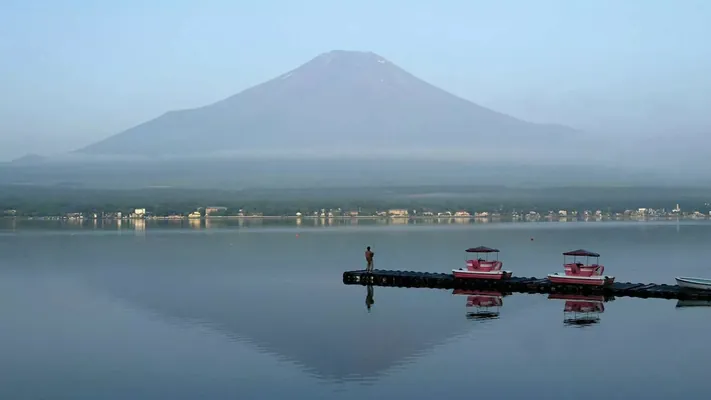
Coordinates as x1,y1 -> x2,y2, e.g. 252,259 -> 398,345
563,249 -> 600,257
466,246 -> 500,253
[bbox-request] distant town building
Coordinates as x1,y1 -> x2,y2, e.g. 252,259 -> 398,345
205,206 -> 227,215
388,209 -> 409,217
134,208 -> 146,216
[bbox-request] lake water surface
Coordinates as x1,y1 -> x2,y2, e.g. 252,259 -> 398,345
1,219 -> 710,399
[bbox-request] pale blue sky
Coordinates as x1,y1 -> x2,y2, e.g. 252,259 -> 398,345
1,0 -> 710,160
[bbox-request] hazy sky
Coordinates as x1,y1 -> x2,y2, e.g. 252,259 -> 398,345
1,0 -> 710,160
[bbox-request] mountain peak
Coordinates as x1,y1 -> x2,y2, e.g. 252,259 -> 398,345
300,50 -> 391,69
76,50 -> 578,157
318,49 -> 385,59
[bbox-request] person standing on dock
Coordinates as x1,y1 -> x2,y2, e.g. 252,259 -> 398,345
365,246 -> 374,272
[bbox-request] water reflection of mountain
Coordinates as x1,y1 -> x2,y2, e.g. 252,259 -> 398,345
84,267 -> 475,382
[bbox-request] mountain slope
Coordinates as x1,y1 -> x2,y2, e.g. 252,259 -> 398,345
77,50 -> 579,156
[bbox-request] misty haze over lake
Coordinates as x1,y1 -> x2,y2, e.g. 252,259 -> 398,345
1,1 -> 710,179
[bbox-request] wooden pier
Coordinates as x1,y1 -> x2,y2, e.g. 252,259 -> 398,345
342,270 -> 711,300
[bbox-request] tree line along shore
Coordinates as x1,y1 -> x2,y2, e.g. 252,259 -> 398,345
2,205 -> 709,221
2,185 -> 711,220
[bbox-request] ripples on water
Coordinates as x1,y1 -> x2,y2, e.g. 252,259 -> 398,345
0,220 -> 710,399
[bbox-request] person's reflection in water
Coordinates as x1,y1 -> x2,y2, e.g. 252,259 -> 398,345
365,285 -> 375,312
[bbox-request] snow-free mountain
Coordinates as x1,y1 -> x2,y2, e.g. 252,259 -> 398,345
77,50 -> 579,156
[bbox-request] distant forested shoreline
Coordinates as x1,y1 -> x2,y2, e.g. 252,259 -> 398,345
1,184 -> 710,218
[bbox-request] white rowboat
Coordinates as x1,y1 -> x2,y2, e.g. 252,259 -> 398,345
675,277 -> 711,291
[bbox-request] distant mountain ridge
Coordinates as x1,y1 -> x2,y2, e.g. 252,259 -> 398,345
76,50 -> 580,156
10,153 -> 47,165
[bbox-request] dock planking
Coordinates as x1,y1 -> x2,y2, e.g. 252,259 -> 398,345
342,270 -> 711,301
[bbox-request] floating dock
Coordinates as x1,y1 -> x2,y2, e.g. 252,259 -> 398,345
342,270 -> 711,300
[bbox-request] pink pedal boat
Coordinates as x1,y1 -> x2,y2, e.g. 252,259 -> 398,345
452,246 -> 512,280
547,249 -> 615,286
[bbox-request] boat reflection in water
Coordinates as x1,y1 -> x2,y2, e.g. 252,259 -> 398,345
548,293 -> 607,327
675,299 -> 711,308
453,289 -> 509,320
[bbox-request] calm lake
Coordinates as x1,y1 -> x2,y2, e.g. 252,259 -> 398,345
1,218 -> 710,399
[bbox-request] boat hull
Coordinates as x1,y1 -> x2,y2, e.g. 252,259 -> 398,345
676,277 -> 711,291
453,269 -> 512,280
547,273 -> 615,286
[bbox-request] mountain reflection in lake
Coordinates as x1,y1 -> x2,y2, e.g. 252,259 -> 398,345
2,221 -> 711,399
